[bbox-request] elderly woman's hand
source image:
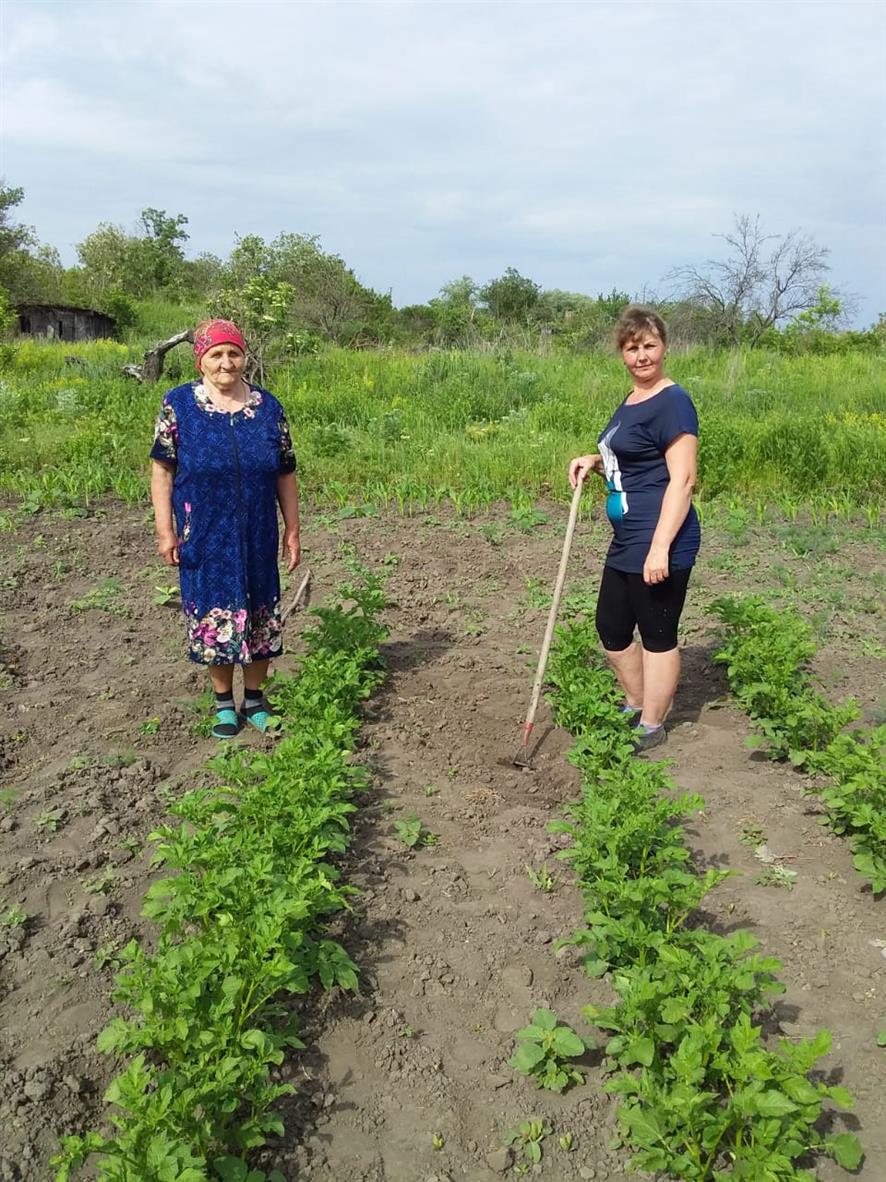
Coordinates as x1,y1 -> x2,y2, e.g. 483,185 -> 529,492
283,528 -> 301,573
569,454 -> 604,489
157,529 -> 179,566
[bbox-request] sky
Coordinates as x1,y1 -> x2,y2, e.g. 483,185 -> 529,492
2,0 -> 885,323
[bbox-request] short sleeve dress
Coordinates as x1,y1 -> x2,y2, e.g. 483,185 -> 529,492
150,381 -> 296,665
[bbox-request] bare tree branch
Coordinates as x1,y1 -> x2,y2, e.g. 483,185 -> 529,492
122,329 -> 193,382
665,214 -> 832,345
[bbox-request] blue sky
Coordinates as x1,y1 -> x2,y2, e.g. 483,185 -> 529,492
3,0 -> 884,322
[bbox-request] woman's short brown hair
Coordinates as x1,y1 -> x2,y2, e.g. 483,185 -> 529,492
614,305 -> 668,350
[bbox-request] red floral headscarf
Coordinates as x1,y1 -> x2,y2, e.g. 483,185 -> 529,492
193,319 -> 247,370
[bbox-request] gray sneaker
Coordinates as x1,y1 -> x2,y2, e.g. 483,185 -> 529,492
631,725 -> 667,754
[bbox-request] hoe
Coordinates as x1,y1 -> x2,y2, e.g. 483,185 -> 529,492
513,480 -> 584,768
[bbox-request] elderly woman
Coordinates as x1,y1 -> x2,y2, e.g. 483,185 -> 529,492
569,305 -> 700,752
150,319 -> 301,738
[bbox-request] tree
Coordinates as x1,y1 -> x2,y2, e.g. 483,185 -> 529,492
0,184 -> 70,304
180,251 -> 223,298
75,208 -> 190,300
428,275 -> 480,344
268,233 -> 372,340
76,223 -> 136,296
666,214 -> 834,345
0,183 -> 34,257
137,208 -> 189,290
480,267 -> 541,323
219,232 -> 381,343
210,276 -> 296,381
0,182 -> 37,299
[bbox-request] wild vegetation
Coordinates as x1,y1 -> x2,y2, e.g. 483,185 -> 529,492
2,181 -> 884,354
1,342 -> 885,517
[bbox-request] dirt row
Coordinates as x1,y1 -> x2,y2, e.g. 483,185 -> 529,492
0,500 -> 883,1182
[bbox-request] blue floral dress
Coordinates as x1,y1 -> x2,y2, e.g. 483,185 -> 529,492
150,382 -> 296,665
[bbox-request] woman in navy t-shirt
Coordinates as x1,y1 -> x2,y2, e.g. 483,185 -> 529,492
568,306 -> 700,753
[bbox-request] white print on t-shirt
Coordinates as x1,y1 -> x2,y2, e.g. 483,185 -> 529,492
599,423 -> 628,519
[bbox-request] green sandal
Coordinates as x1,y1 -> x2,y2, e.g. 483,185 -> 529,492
211,707 -> 242,740
241,701 -> 281,734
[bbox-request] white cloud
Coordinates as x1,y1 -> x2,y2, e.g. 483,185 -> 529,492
4,76 -> 198,158
1,0 -> 884,315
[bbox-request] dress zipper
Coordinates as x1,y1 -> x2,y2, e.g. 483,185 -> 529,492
229,414 -> 250,609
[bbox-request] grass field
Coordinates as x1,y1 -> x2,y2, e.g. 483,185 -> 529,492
1,341 -> 884,515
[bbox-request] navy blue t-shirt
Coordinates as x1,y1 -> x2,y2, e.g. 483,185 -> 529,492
597,383 -> 700,573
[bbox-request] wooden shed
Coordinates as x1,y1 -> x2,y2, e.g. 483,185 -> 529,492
16,304 -> 116,341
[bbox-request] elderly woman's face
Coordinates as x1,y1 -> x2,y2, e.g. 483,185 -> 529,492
621,330 -> 665,384
200,344 -> 246,387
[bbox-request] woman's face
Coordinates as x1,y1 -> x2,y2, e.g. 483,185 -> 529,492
622,330 -> 665,384
200,344 -> 246,387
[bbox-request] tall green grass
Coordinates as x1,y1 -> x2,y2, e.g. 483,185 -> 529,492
1,343 -> 884,511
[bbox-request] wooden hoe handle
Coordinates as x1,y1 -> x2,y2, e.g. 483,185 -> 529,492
520,480 -> 585,747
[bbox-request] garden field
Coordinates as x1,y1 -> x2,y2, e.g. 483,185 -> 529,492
0,344 -> 885,1182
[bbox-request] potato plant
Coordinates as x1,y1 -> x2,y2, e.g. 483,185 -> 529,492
53,564 -> 387,1181
546,620 -> 863,1179
714,595 -> 886,893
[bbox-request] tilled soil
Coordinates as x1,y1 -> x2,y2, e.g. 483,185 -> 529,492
0,500 -> 884,1182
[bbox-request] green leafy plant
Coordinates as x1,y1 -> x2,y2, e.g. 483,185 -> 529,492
82,866 -> 115,895
69,578 -> 128,616
53,565 -> 388,1180
94,943 -> 125,971
542,618 -> 863,1179
1,903 -> 28,928
36,807 -> 66,833
509,1008 -> 588,1092
505,1118 -> 553,1165
393,814 -> 438,848
153,583 -> 179,606
525,862 -> 556,892
510,502 -> 547,532
714,596 -> 886,893
739,823 -> 764,846
755,864 -> 798,890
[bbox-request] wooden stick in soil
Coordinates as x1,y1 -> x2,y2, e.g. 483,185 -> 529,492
514,480 -> 584,767
281,569 -> 312,624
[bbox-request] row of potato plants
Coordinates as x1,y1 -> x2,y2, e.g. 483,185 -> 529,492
713,595 -> 886,894
54,562 -> 388,1182
545,620 -> 862,1180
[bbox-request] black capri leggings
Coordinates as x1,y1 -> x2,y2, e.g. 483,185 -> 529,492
595,565 -> 692,653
